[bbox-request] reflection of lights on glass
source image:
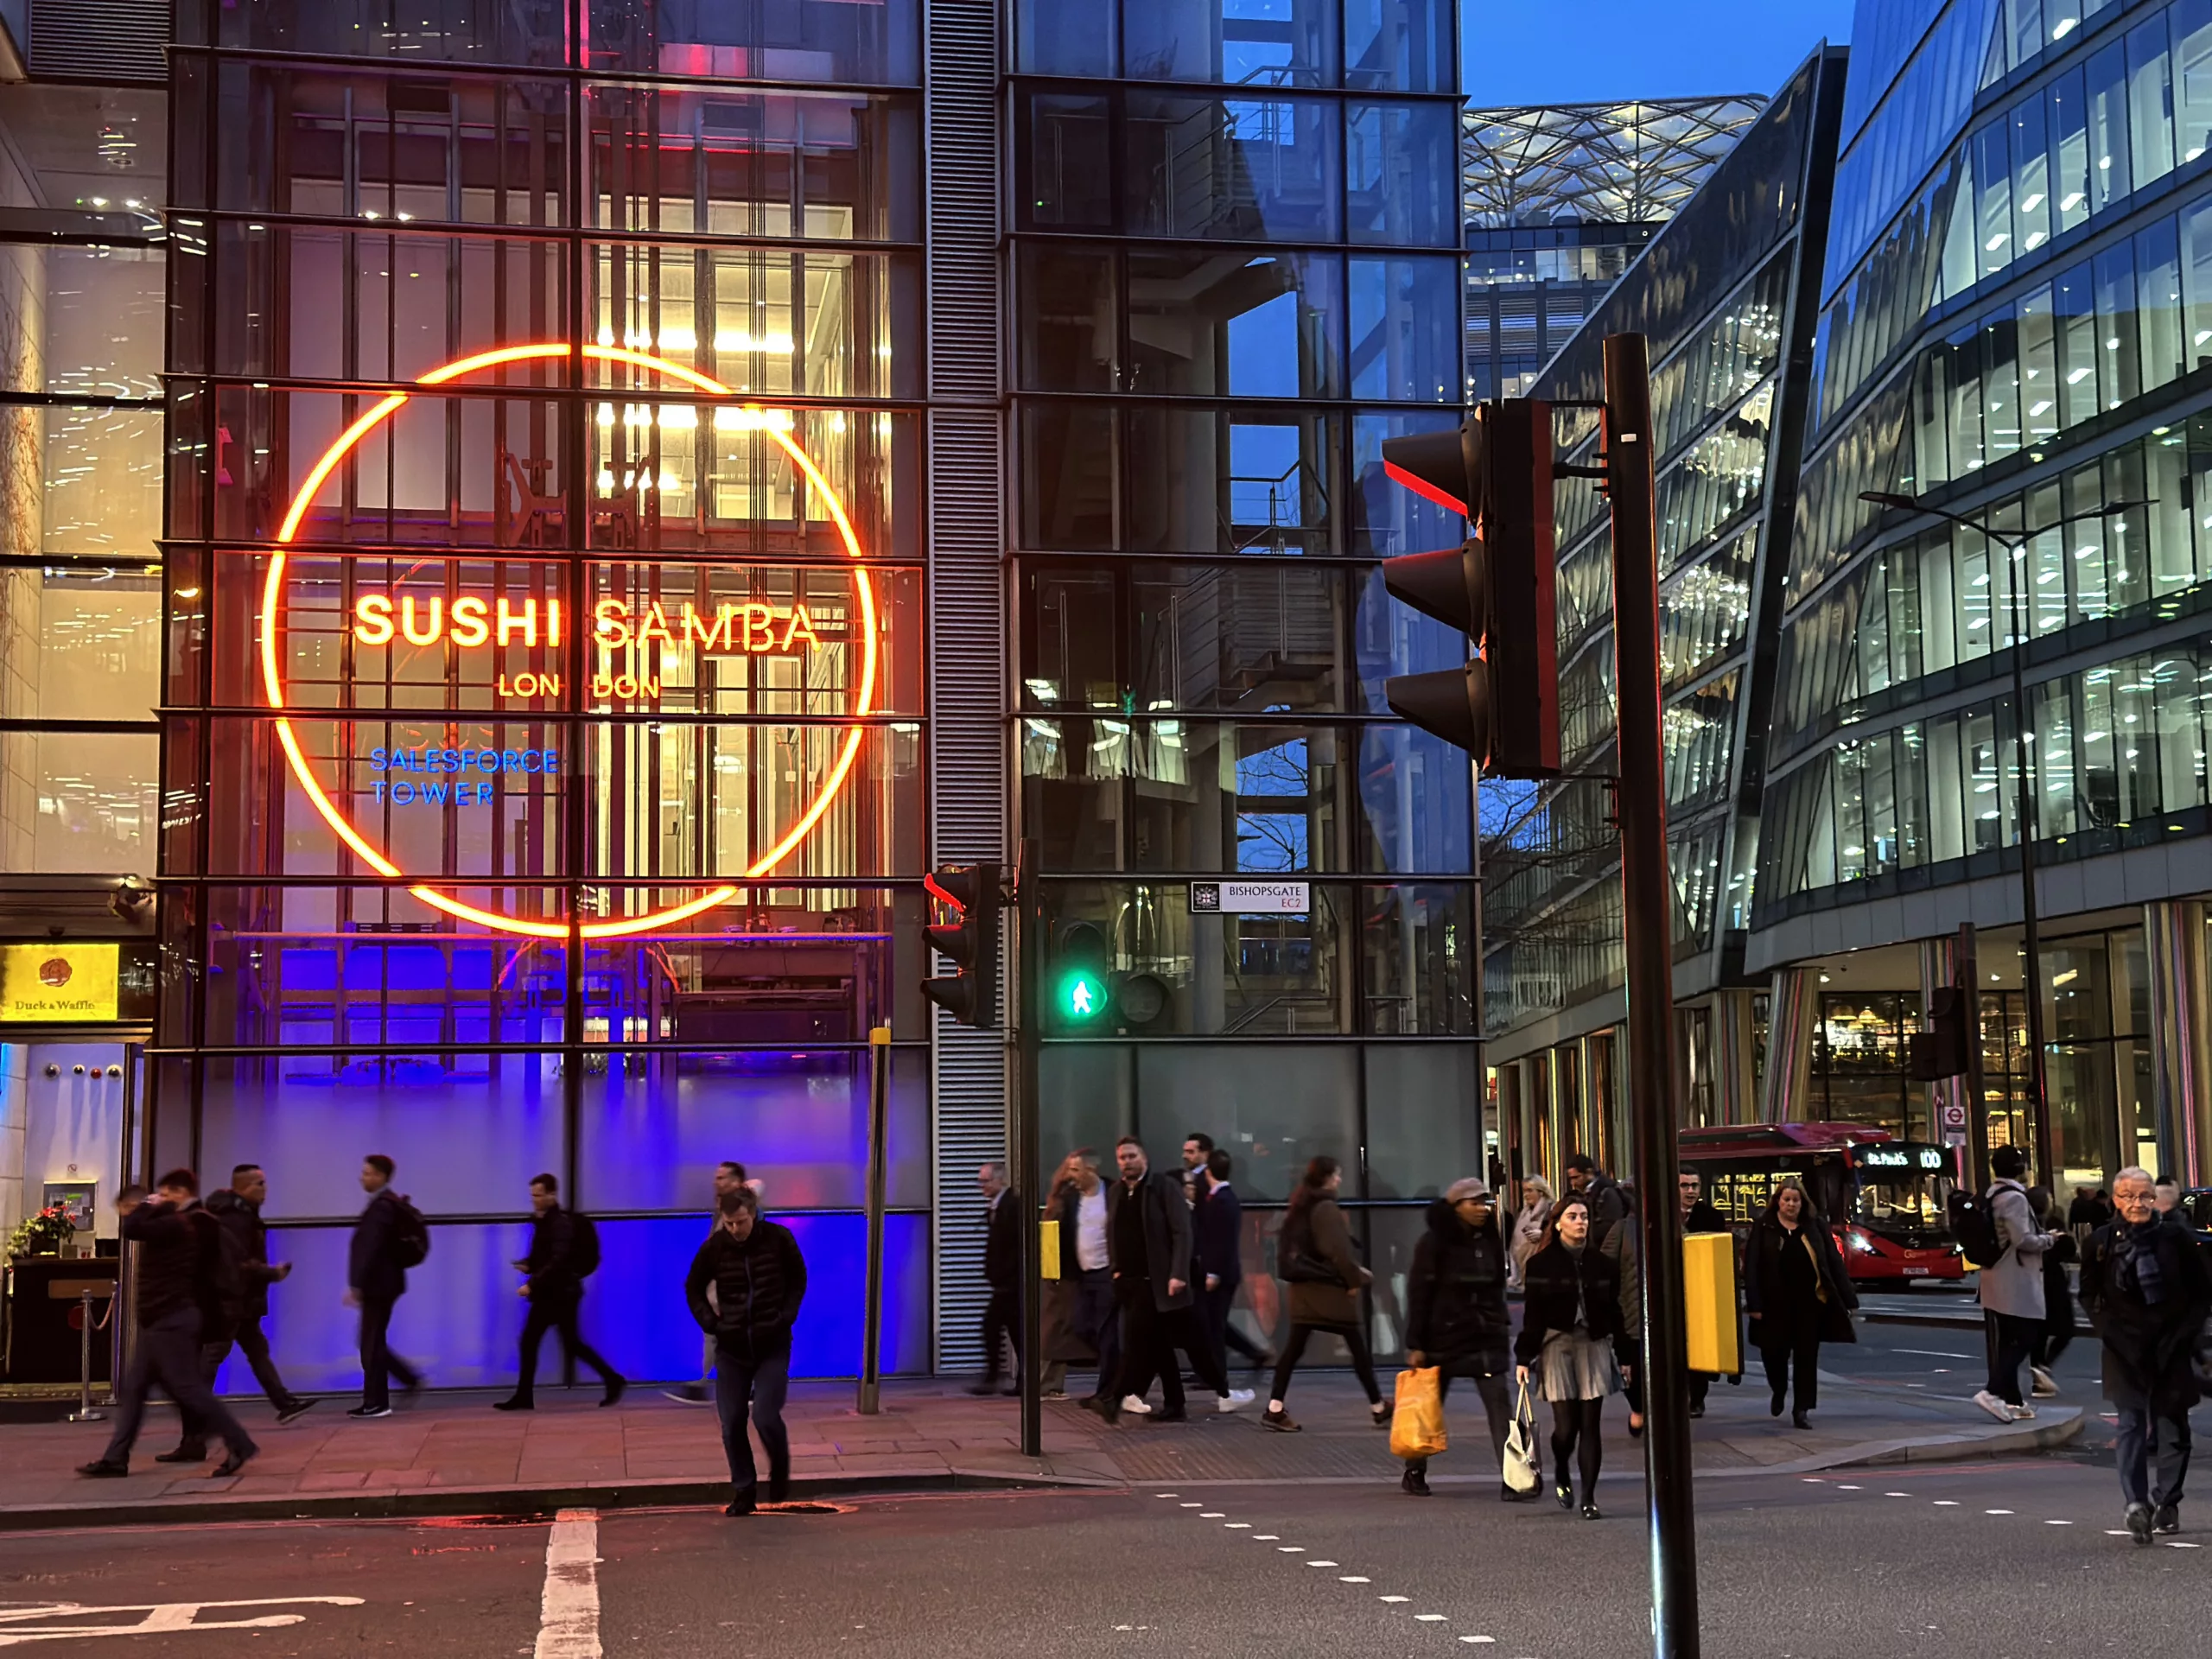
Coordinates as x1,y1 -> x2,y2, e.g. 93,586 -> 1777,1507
712,329 -> 795,355
711,406 -> 795,432
97,126 -> 137,169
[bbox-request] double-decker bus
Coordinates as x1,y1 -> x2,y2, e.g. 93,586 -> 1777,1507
1678,1122 -> 1964,1285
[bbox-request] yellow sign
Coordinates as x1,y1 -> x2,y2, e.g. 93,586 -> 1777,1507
0,944 -> 121,1023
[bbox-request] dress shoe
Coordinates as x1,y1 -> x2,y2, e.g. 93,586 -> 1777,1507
601,1377 -> 627,1408
1580,1502 -> 1603,1521
1262,1407 -> 1300,1433
213,1448 -> 257,1478
276,1399 -> 318,1427
1370,1400 -> 1394,1429
1401,1466 -> 1431,1497
492,1397 -> 532,1412
2153,1503 -> 2180,1535
154,1443 -> 207,1464
1791,1409 -> 1812,1431
1769,1389 -> 1785,1417
725,1492 -> 756,1517
966,1379 -> 1004,1396
1147,1407 -> 1188,1422
77,1459 -> 129,1478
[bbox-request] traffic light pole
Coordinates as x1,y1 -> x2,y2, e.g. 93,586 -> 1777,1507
1603,334 -> 1700,1659
1014,837 -> 1044,1459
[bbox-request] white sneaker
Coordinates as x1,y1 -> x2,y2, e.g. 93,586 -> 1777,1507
2030,1366 -> 2059,1398
1971,1389 -> 2015,1424
2008,1402 -> 2037,1421
1120,1395 -> 1154,1415
1216,1389 -> 1255,1414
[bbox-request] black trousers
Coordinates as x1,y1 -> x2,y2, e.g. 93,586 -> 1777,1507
1269,1320 -> 1382,1406
513,1292 -> 621,1403
1760,1326 -> 1821,1414
981,1287 -> 1021,1381
1115,1281 -> 1225,1408
1405,1368 -> 1512,1476
102,1307 -> 257,1465
1549,1396 -> 1604,1497
1200,1280 -> 1268,1367
1985,1310 -> 2041,1406
359,1295 -> 422,1409
1071,1268 -> 1121,1398
178,1314 -> 299,1447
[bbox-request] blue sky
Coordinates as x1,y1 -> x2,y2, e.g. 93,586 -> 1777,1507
1463,0 -> 1861,107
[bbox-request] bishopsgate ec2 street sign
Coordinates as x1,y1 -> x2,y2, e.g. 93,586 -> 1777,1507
257,343 -> 881,941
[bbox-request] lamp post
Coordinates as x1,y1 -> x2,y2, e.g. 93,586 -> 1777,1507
1859,491 -> 2146,1186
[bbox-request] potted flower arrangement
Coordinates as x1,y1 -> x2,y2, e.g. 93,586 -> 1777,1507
7,1205 -> 75,1259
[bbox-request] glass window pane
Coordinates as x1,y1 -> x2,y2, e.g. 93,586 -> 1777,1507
2012,92 -> 2052,255
2046,66 -> 2091,235
589,0 -> 921,86
1974,121 -> 2014,280
1123,0 -> 1338,88
0,568 -> 160,721
1345,100 -> 1457,247
1126,92 -> 1340,241
1017,243 -> 1120,392
0,729 -> 157,874
1023,92 -> 1115,230
2178,0 -> 2212,163
1344,0 -> 1452,92
1135,1045 -> 1359,1197
1020,403 -> 1117,550
1122,404 -> 1335,555
2135,218 -> 2185,391
2094,238 -> 2140,410
2086,41 -> 2132,213
1128,248 -> 1344,398
2126,16 -> 2176,188
2019,282 -> 2060,441
2055,259 -> 2101,426
1347,253 -> 1457,401
1132,563 -> 1348,713
1361,883 -> 1474,1033
1017,0 -> 1116,75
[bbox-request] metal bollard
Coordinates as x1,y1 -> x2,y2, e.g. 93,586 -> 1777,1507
67,1289 -> 106,1424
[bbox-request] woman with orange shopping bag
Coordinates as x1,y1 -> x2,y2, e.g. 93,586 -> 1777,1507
1398,1178 -> 1517,1499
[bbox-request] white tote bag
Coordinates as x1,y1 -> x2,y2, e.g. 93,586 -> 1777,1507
1502,1380 -> 1541,1494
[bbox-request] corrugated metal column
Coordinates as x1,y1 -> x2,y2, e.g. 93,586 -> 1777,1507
925,0 -> 1007,1375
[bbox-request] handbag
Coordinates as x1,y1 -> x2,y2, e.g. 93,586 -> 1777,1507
1502,1380 -> 1541,1494
1276,1215 -> 1334,1284
1389,1367 -> 1446,1461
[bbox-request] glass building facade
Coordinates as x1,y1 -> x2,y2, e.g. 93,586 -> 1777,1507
1481,50 -> 1852,1185
1010,0 -> 1480,1363
0,0 -> 1481,1389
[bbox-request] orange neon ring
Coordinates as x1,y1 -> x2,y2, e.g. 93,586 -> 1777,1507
258,343 -> 880,941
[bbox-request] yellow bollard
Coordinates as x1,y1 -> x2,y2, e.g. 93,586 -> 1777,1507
1683,1232 -> 1739,1375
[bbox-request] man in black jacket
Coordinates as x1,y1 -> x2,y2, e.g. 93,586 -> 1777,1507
346,1154 -> 423,1418
1194,1149 -> 1269,1371
495,1173 -> 625,1411
686,1185 -> 807,1516
1093,1136 -> 1249,1424
161,1164 -> 313,1460
971,1162 -> 1021,1396
79,1173 -> 258,1478
2079,1166 -> 2212,1546
1402,1178 -> 1515,1498
1565,1154 -> 1628,1229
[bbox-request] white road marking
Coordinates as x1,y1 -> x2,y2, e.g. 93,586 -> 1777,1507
1416,1613 -> 1448,1622
1275,1546 -> 1303,1553
1154,1493 -> 1177,1498
1338,1577 -> 1370,1584
1836,1484 -> 1860,1491
1179,1503 -> 1202,1509
1253,1534 -> 1280,1540
534,1509 -> 602,1659
1198,1512 -> 1224,1518
1459,1638 -> 1496,1645
2044,1520 -> 2072,1525
1933,1500 -> 1959,1507
1885,1491 -> 1910,1497
1892,1349 -> 1973,1359
2162,1541 -> 2202,1548
0,1599 -> 365,1646
1378,1595 -> 1409,1605
1305,1561 -> 1338,1567
1224,1522 -> 1250,1529
1985,1510 -> 2013,1516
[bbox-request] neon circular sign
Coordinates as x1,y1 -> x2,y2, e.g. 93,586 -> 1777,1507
258,343 -> 880,941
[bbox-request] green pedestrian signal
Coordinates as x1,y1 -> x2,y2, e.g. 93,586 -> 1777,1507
1061,969 -> 1107,1021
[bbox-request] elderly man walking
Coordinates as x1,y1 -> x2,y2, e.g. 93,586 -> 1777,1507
2079,1166 -> 2212,1546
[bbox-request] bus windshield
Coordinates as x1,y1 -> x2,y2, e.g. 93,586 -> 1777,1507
1854,1172 -> 1951,1230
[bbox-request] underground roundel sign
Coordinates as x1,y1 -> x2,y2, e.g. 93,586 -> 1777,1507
257,343 -> 880,941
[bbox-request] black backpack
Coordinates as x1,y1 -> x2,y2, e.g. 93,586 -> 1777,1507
194,1209 -> 245,1343
1948,1186 -> 2006,1269
569,1212 -> 601,1278
392,1196 -> 431,1268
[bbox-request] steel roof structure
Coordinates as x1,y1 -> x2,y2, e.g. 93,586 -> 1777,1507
1463,97 -> 1768,229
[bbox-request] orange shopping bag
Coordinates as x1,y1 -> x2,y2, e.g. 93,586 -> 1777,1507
1389,1366 -> 1446,1461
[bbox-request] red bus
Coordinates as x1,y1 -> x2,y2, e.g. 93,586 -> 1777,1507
1679,1122 -> 1964,1285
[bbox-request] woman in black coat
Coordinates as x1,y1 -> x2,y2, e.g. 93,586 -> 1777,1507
1400,1178 -> 1516,1500
1744,1177 -> 1857,1429
1513,1196 -> 1625,1519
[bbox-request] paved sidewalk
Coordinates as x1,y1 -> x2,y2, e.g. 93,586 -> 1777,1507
0,1365 -> 2081,1529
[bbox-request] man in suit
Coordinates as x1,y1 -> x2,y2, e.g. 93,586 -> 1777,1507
1092,1136 -> 1251,1423
1195,1148 -> 1270,1371
346,1154 -> 423,1418
972,1162 -> 1021,1395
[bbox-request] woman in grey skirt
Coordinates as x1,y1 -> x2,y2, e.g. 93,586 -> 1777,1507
1513,1195 -> 1626,1519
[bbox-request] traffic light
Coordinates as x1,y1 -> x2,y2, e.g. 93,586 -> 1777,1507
1377,400 -> 1560,778
1909,985 -> 1973,1080
1051,920 -> 1110,1029
922,862 -> 1001,1028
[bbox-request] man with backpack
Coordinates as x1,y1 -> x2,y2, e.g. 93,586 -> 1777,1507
1967,1145 -> 2055,1423
346,1153 -> 426,1418
495,1173 -> 625,1410
78,1173 -> 258,1478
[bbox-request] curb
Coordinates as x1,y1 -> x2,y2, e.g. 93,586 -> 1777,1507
0,1463 -> 1121,1535
1859,1309 -> 1986,1330
1699,1405 -> 2085,1478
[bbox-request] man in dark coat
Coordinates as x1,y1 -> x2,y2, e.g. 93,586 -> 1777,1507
346,1154 -> 423,1418
686,1185 -> 808,1516
1402,1179 -> 1516,1498
2079,1166 -> 2212,1546
1565,1154 -> 1629,1230
496,1173 -> 625,1410
79,1173 -> 258,1478
1093,1136 -> 1249,1424
1194,1148 -> 1269,1372
971,1162 -> 1021,1395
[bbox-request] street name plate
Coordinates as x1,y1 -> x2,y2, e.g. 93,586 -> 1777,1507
1188,880 -> 1310,914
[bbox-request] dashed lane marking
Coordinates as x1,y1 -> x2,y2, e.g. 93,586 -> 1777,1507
535,1508 -> 601,1659
1338,1577 -> 1370,1584
1416,1613 -> 1449,1622
1306,1560 -> 1339,1567
1379,1596 -> 1410,1605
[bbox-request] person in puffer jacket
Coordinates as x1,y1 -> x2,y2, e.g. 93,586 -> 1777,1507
1400,1178 -> 1518,1501
685,1185 -> 807,1516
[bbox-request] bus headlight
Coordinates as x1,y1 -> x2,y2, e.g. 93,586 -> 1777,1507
1847,1230 -> 1876,1254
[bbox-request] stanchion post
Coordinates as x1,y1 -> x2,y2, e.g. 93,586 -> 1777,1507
68,1287 -> 106,1423
857,1024 -> 892,1414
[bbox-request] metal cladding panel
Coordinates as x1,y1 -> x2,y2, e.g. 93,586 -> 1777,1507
29,0 -> 169,81
925,0 -> 1007,1372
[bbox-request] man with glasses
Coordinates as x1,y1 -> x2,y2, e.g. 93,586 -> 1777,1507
2079,1166 -> 2212,1546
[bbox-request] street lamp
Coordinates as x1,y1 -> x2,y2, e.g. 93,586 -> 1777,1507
1859,490 -> 2146,1188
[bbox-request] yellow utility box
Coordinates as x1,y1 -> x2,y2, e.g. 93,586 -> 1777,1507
1039,1217 -> 1060,1280
1683,1231 -> 1738,1375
